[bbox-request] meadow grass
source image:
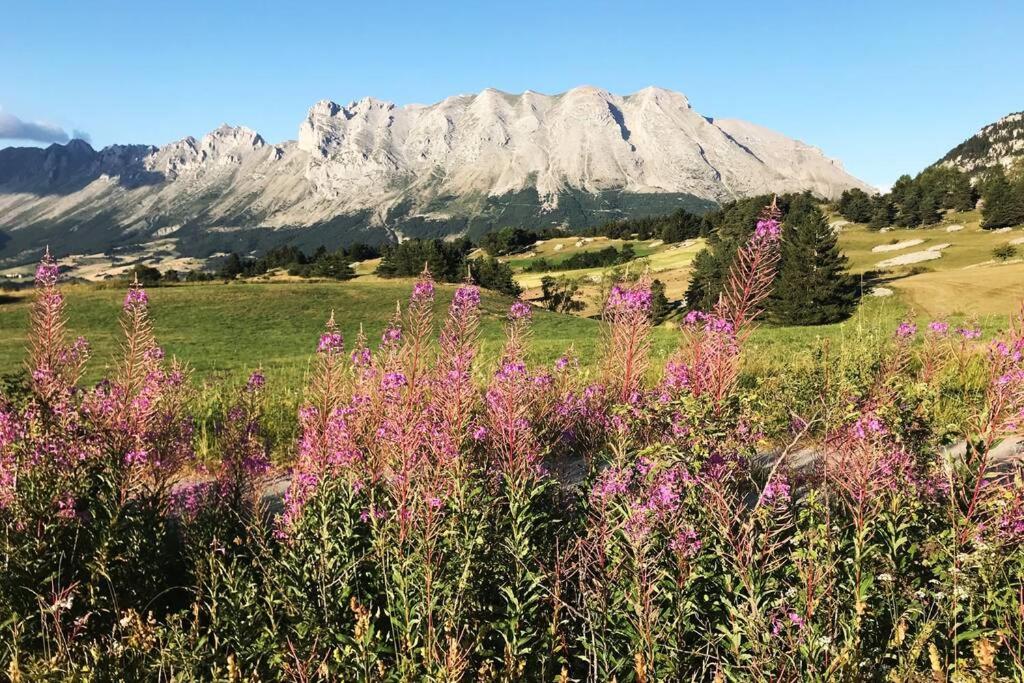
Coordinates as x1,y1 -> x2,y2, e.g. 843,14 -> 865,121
2,277 -> 1012,391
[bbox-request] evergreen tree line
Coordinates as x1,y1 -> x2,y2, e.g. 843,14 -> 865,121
581,207 -> 706,243
686,193 -> 860,326
221,243 -> 382,281
523,244 -> 637,272
476,207 -> 706,258
837,163 -> 1024,230
977,164 -> 1024,229
375,238 -> 522,297
836,166 -> 976,229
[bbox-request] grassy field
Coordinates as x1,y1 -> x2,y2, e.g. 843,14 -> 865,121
4,205 -> 1023,390
0,279 -> 661,385
831,210 -> 1024,316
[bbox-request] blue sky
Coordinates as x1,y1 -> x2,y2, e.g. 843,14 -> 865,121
2,0 -> 1021,188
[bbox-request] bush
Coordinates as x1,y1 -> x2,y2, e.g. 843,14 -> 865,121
993,243 -> 1019,261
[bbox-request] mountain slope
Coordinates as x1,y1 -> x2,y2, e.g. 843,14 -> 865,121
0,86 -> 871,265
937,111 -> 1024,178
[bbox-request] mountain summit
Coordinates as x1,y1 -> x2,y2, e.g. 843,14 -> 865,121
0,86 -> 871,263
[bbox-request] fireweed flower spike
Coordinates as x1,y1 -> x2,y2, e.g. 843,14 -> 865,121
665,199 -> 782,404
431,283 -> 482,455
28,249 -> 89,402
603,279 -> 653,403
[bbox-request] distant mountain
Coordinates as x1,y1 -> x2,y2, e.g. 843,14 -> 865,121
0,86 -> 871,266
937,111 -> 1024,178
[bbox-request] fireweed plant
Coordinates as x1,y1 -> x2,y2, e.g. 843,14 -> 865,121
2,201 -> 1024,680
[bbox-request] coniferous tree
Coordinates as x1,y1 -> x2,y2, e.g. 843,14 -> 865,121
896,187 -> 922,227
769,196 -> 859,325
649,279 -> 672,324
470,256 -> 522,297
868,196 -> 895,229
837,188 -> 874,223
981,167 -> 1024,229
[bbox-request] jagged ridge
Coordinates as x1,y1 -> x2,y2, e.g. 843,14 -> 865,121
0,86 -> 871,263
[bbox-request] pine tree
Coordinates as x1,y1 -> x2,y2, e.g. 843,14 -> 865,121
649,279 -> 672,324
868,196 -> 895,229
896,187 -> 922,227
769,196 -> 859,325
981,167 -> 1024,229
837,188 -> 874,223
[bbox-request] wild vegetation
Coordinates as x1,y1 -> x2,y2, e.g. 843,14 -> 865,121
4,200 -> 1024,680
687,194 -> 859,325
837,163 -> 1024,231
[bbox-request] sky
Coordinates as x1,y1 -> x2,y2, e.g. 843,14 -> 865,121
2,0 -> 1022,189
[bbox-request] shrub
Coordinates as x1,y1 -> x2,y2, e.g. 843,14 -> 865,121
994,243 -> 1019,261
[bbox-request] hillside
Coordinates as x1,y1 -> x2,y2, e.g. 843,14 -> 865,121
937,111 -> 1024,178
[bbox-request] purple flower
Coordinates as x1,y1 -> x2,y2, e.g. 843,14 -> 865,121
123,287 -> 149,311
380,372 -> 408,392
669,527 -> 702,558
351,347 -> 372,368
35,255 -> 61,287
760,478 -> 791,506
412,278 -> 435,303
381,325 -> 402,345
508,300 -> 532,320
317,330 -> 344,354
957,326 -> 982,340
607,284 -> 652,315
246,370 -> 266,391
754,218 -> 782,240
495,360 -> 527,381
895,321 -> 917,339
453,285 -> 480,311
927,320 -> 949,335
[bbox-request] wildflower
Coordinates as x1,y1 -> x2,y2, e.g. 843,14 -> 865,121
380,371 -> 408,392
606,283 -> 652,315
452,284 -> 480,311
927,320 -> 949,335
411,278 -> 435,303
669,527 -> 702,558
957,326 -> 982,340
56,494 -> 78,520
35,251 -> 61,286
753,218 -> 782,241
246,370 -> 266,391
351,346 -> 372,367
381,324 -> 402,345
508,300 -> 532,320
123,286 -> 150,311
317,330 -> 344,354
760,477 -> 792,506
895,321 -> 917,339
555,356 -> 571,371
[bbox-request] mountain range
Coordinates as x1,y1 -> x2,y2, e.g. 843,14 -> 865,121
0,86 -> 872,266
